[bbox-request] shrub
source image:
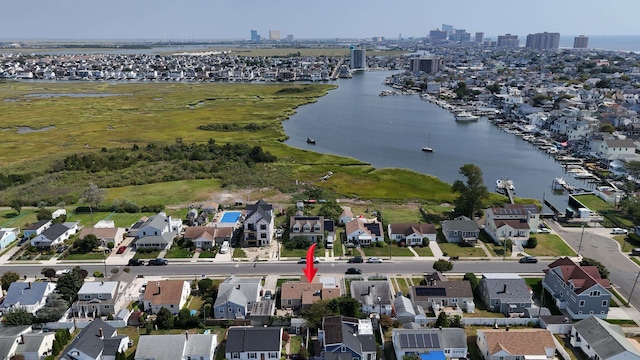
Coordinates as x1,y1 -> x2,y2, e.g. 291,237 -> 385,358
527,237 -> 537,249
93,271 -> 104,278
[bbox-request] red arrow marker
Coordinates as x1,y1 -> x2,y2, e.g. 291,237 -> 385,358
303,243 -> 318,283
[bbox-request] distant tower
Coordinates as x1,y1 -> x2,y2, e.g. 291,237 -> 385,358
573,35 -> 589,49
250,30 -> 260,42
286,34 -> 293,41
269,30 -> 280,41
475,32 -> 484,43
525,32 -> 560,50
497,34 -> 520,48
441,24 -> 453,35
350,45 -> 366,70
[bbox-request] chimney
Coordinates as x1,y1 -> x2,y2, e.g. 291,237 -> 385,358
505,324 -> 509,332
236,285 -> 241,290
98,328 -> 104,339
503,283 -> 507,293
19,335 -> 24,344
156,282 -> 161,294
27,282 -> 31,289
185,330 -> 189,341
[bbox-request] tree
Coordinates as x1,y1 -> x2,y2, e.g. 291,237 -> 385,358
580,257 -> 609,279
422,237 -> 430,247
83,183 -> 105,225
451,164 -> 489,218
1,271 -> 20,291
36,293 -> 69,323
463,272 -> 479,292
4,308 -> 34,326
10,199 -> 21,215
197,278 -> 213,294
435,312 -> 451,327
317,200 -> 343,223
36,208 -> 53,221
527,237 -> 538,249
75,234 -> 100,253
379,313 -> 394,328
154,307 -> 174,329
433,259 -> 454,273
599,124 -> 615,133
56,270 -> 84,302
41,268 -> 56,280
176,308 -> 199,328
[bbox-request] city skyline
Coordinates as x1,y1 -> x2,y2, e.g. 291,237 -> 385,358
1,0 -> 639,41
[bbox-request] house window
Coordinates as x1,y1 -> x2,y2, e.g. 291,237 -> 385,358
269,353 -> 278,358
602,300 -> 608,307
590,291 -> 601,297
219,309 -> 224,314
287,300 -> 292,305
104,305 -> 109,309
232,354 -> 239,359
579,300 -> 585,307
170,305 -> 174,308
261,233 -> 267,239
260,224 -> 267,230
249,353 -> 257,359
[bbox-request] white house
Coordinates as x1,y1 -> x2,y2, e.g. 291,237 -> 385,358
225,327 -> 282,360
1,282 -> 56,314
393,328 -> 468,360
484,204 -> 540,245
243,199 -> 274,247
387,223 -> 436,246
31,222 -> 79,248
135,333 -> 218,360
345,218 -> 384,246
570,316 -> 640,360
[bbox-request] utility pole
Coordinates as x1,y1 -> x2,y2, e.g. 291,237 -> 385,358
627,271 -> 640,306
578,222 -> 585,257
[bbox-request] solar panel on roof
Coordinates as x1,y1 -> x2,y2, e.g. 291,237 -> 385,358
415,287 -> 446,297
400,334 -> 409,348
431,334 -> 440,348
416,334 -> 425,348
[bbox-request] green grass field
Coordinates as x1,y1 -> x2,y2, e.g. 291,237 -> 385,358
525,234 -> 577,257
361,245 -> 414,257
411,246 -> 434,257
438,242 -> 487,257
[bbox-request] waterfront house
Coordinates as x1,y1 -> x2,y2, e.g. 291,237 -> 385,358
60,319 -> 129,360
143,280 -> 191,315
0,228 -> 18,249
392,328 -> 468,360
478,273 -> 532,316
484,204 -> 540,245
1,281 -> 56,314
135,333 -> 218,360
30,222 -> 78,248
345,218 -> 384,246
349,281 -> 392,315
542,257 -> 611,320
225,327 -> 282,360
476,329 -> 556,360
440,216 -> 479,245
289,216 -> 325,243
387,223 -> 436,246
570,316 -> 640,359
318,316 -> 376,360
214,277 -> 261,319
243,199 -> 274,247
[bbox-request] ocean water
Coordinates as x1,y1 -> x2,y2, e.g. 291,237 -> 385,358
559,35 -> 640,52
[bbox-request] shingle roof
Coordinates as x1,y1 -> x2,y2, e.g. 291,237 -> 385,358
480,329 -> 555,356
441,218 -> 479,232
389,223 -> 437,237
411,281 -> 473,300
41,223 -> 71,241
140,213 -> 168,231
135,333 -> 216,360
481,275 -> 532,303
183,226 -> 216,240
61,319 -> 116,360
547,257 -> 610,294
25,219 -> 50,231
215,277 -> 260,307
573,316 -> 640,359
78,227 -> 119,240
350,281 -> 392,305
143,280 -> 187,306
2,282 -> 54,308
225,327 -> 281,352
245,199 -> 273,224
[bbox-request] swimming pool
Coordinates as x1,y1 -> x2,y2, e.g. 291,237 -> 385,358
220,211 -> 242,223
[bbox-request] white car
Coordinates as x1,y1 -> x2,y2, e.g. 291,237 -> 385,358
366,257 -> 383,263
611,228 -> 628,235
538,227 -> 551,234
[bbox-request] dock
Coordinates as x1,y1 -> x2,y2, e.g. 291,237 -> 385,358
504,186 -> 515,204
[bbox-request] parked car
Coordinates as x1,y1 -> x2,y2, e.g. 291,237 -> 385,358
128,258 -> 145,266
632,248 -> 640,256
611,228 -> 629,235
56,245 -> 68,254
345,267 -> 362,275
264,290 -> 272,300
219,241 -> 230,254
519,256 -> 538,263
538,227 -> 551,234
148,258 -> 168,266
366,257 -> 382,263
116,246 -> 127,254
298,257 -> 320,264
348,256 -> 363,263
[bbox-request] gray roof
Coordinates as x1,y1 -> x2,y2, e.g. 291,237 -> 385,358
250,300 -> 274,316
349,281 -> 392,305
441,218 -> 479,232
402,322 -> 423,329
2,282 -> 53,308
0,325 -> 31,337
215,288 -> 247,308
41,223 -> 71,241
573,316 -> 640,359
393,296 -> 415,317
61,319 -> 116,360
26,219 -> 50,231
0,338 -> 16,359
140,213 -> 168,231
135,334 -> 216,360
135,231 -> 175,246
481,275 -> 532,303
225,327 -> 281,352
393,328 -> 467,350
17,332 -> 55,354
215,277 -> 260,307
102,337 -> 126,357
245,200 -> 273,224
322,316 -> 375,355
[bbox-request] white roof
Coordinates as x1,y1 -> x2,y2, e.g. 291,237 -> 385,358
482,273 -> 522,279
320,276 -> 336,289
78,281 -> 118,295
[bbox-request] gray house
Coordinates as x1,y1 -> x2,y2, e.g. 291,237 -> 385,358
570,316 -> 640,359
349,281 -> 392,315
213,277 -> 261,319
393,295 -> 427,325
440,216 -> 479,245
478,273 -> 532,316
60,319 -> 129,360
225,327 -> 282,360
318,316 -> 377,360
543,257 -> 612,319
392,328 -> 468,360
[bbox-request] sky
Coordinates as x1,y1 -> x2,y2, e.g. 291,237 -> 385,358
1,0 -> 639,41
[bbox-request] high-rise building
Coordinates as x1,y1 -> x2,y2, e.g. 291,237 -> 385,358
449,29 -> 470,42
430,29 -> 447,42
441,24 -> 453,35
250,30 -> 260,42
525,32 -> 560,50
475,32 -> 484,43
269,30 -> 280,41
286,34 -> 293,41
497,34 -> 519,48
411,57 -> 441,74
574,35 -> 589,49
350,46 -> 366,70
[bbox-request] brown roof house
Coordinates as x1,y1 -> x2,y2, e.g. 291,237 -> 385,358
476,329 -> 556,360
183,226 -> 216,249
280,277 -> 340,313
410,272 -> 475,315
78,220 -> 125,247
142,280 -> 191,315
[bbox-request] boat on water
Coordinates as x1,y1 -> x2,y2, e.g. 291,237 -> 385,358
454,111 -> 480,122
421,133 -> 434,152
306,137 -> 316,144
496,178 -> 515,195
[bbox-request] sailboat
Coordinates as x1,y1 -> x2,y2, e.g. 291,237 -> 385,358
422,133 -> 434,152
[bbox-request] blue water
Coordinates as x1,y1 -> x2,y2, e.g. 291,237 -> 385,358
220,211 -> 241,223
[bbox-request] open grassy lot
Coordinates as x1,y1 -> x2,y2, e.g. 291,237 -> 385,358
361,245 -> 414,257
573,194 -> 612,211
0,209 -> 38,228
411,246 -> 434,256
438,242 -> 487,257
524,234 -> 576,257
105,179 -> 220,205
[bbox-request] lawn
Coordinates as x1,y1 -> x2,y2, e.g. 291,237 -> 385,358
133,250 -> 161,259
165,247 -> 193,259
63,252 -> 108,260
198,250 -> 217,258
106,179 -> 220,206
572,194 -> 613,211
0,209 -> 38,228
280,247 -> 322,259
361,245 -> 414,257
411,246 -> 434,257
288,335 -> 302,355
394,278 -> 411,295
232,247 -> 247,258
438,242 -> 486,257
524,234 -> 576,257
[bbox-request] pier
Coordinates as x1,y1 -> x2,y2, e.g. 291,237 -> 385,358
505,186 -> 515,204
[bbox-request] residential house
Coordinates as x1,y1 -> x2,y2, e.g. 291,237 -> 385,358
243,199 -> 275,247
133,212 -> 180,251
478,274 -> 532,316
183,226 -> 217,249
23,219 -> 52,239
143,280 -> 191,315
542,257 -> 612,319
592,138 -> 639,170
213,277 -> 261,319
0,228 -> 18,249
393,296 -> 427,325
410,272 -> 475,315
224,327 -> 282,360
0,326 -> 35,360
440,217 -> 479,245
387,223 -> 436,246
289,216 -> 325,243
72,280 -> 130,318
476,329 -> 556,360
249,299 -> 275,326
570,316 -> 640,359
78,226 -> 125,248
60,319 -> 130,360
319,316 -> 377,360
392,328 -> 468,360
135,333 -> 218,360
214,227 -> 235,245
345,218 -> 384,246
349,281 -> 392,315
339,206 -> 354,225
30,222 -> 79,248
137,212 -> 177,238
1,282 -> 56,314
280,280 -> 341,312
483,204 -> 540,245
16,332 -> 57,360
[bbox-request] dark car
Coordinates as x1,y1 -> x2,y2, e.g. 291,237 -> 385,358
345,267 -> 362,275
519,256 -> 538,263
632,248 -> 640,256
347,256 -> 363,263
56,245 -> 68,254
128,258 -> 145,266
116,246 -> 127,254
148,258 -> 168,266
